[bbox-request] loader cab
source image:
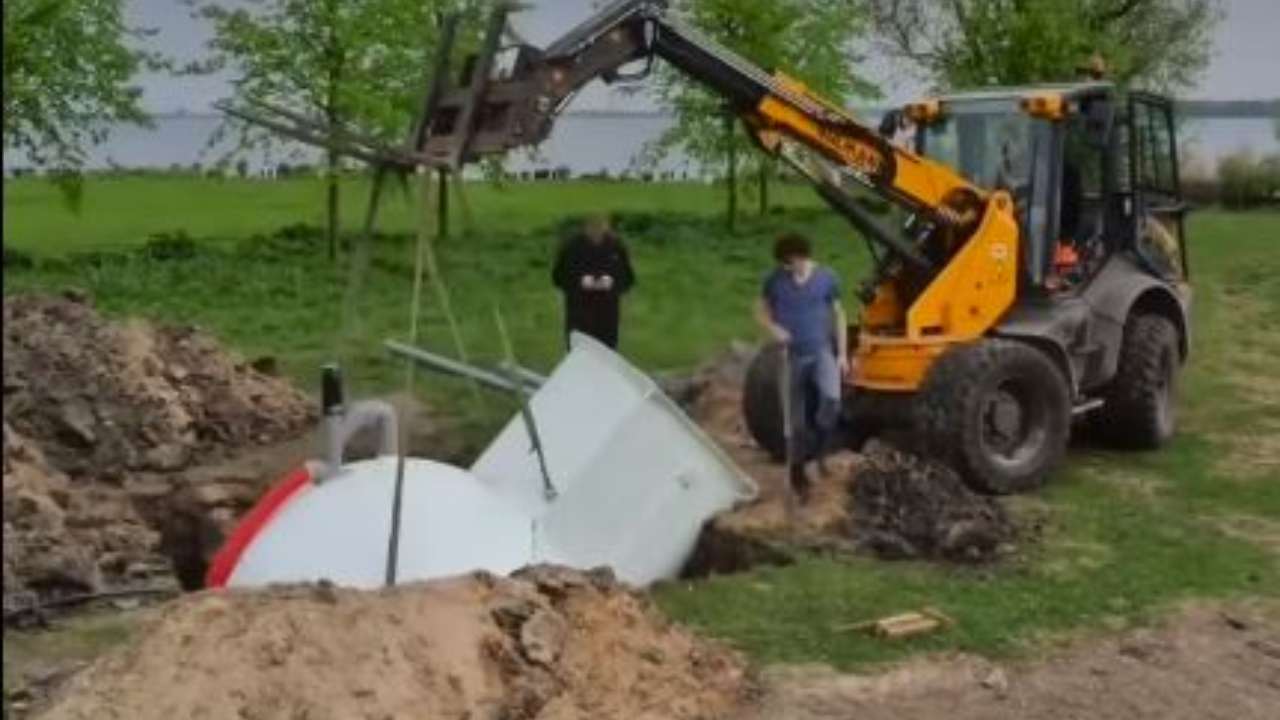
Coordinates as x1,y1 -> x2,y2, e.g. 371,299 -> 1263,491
912,83 -> 1187,293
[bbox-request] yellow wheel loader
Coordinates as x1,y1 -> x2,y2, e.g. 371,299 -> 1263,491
244,0 -> 1189,494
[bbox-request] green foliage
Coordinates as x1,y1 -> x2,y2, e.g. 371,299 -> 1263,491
643,0 -> 878,221
186,0 -> 488,254
1218,151 -> 1280,209
866,0 -> 1223,91
189,0 -> 478,150
2,0 -> 156,208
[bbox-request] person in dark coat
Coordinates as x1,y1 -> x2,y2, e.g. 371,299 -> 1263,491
551,215 -> 635,349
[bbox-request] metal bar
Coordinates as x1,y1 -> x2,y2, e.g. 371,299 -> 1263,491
446,7 -> 509,168
493,306 -> 557,500
411,13 -> 459,152
385,339 -> 535,393
242,98 -> 393,154
545,0 -> 655,58
218,103 -> 406,168
500,361 -> 548,388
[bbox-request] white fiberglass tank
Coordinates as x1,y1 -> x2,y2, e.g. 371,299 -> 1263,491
213,333 -> 756,589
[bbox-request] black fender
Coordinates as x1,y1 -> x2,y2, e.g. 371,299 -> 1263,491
993,297 -> 1091,396
992,254 -> 1190,396
1082,253 -> 1191,383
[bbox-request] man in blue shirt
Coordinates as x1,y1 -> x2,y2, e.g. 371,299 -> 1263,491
755,233 -> 849,502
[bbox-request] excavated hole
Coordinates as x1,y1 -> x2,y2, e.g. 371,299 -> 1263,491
681,522 -> 796,579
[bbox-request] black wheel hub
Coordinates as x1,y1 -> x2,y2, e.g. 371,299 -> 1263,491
978,377 -> 1053,469
983,387 -> 1027,456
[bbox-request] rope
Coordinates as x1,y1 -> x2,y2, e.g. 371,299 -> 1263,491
333,169 -> 386,367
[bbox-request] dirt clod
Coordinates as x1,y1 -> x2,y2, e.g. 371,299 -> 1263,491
39,567 -> 751,720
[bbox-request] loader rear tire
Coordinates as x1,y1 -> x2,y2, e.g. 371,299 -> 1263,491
915,339 -> 1071,495
743,344 -> 787,461
1094,314 -> 1179,449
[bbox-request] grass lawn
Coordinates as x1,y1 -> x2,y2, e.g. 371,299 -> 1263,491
3,175 -> 854,451
4,176 -> 1280,671
2,174 -> 822,255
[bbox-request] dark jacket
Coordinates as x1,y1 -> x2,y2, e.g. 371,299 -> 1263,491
552,233 -> 635,349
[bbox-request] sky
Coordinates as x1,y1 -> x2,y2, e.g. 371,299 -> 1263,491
133,0 -> 1280,114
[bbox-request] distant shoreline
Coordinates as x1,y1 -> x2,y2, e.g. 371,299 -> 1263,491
146,98 -> 1279,122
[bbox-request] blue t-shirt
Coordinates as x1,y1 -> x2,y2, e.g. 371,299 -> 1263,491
762,265 -> 841,356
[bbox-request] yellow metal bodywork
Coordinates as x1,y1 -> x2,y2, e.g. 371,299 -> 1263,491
856,192 -> 1021,391
1020,92 -> 1068,120
904,99 -> 943,125
753,74 -> 983,211
906,191 -> 1020,340
745,73 -> 1027,394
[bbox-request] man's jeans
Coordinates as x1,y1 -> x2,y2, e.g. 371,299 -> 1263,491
786,349 -> 841,463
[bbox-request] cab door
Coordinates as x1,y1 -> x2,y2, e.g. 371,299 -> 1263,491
1127,93 -> 1189,281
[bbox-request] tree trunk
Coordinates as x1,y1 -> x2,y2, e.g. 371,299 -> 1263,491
326,149 -> 339,260
724,110 -> 737,233
437,168 -> 449,241
758,160 -> 769,216
324,0 -> 340,260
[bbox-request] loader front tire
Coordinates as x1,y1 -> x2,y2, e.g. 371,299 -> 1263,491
915,339 -> 1071,494
1094,314 -> 1179,449
743,344 -> 787,461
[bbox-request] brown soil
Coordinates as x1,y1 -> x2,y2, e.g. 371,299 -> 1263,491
36,565 -> 752,720
674,344 -> 1011,570
672,344 -> 861,546
3,292 -> 318,601
747,602 -> 1280,720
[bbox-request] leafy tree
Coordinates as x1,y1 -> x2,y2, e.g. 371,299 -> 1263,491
3,0 -> 156,207
644,0 -> 877,229
864,0 -> 1223,91
189,0 -> 482,258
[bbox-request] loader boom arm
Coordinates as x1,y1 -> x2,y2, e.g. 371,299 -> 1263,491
420,0 -> 993,271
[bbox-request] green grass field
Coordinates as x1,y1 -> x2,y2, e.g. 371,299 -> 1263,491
4,176 -> 1280,672
2,174 -> 823,254
4,175 -> 854,450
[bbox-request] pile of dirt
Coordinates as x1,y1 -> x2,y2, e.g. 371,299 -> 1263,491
40,565 -> 752,720
3,292 -> 318,601
3,423 -> 164,600
670,344 -> 863,575
3,292 -> 313,477
672,344 -> 851,573
849,441 -> 1013,562
673,345 -> 1013,570
664,340 -> 757,445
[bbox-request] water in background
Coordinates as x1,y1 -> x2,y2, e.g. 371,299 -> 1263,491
3,112 -> 1276,178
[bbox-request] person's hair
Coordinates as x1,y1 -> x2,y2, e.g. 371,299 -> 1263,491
583,213 -> 612,241
773,232 -> 811,263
